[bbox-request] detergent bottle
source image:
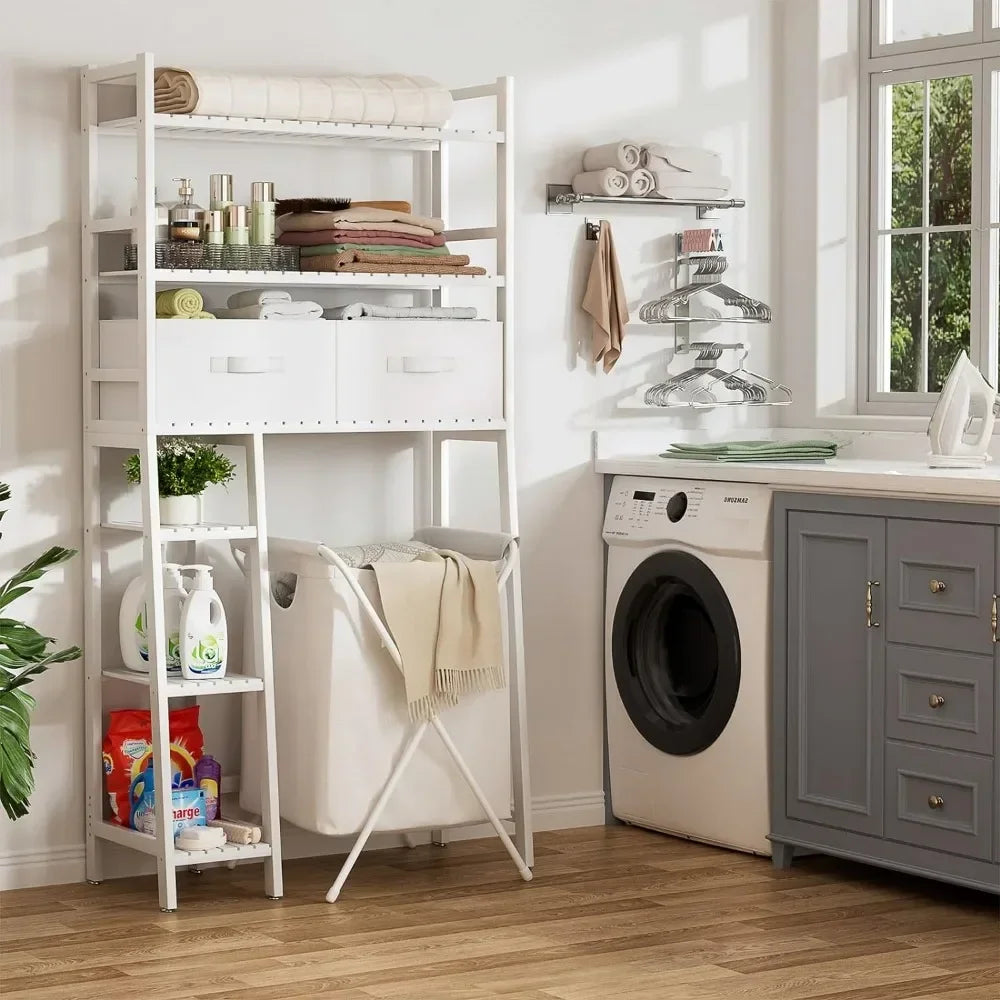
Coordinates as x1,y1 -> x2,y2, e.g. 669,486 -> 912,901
179,564 -> 228,680
118,563 -> 187,672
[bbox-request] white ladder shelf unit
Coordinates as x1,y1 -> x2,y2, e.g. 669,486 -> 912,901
81,53 -> 532,911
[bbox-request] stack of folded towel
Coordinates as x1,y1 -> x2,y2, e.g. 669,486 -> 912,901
324,303 -> 478,320
661,440 -> 839,463
641,144 -> 731,201
155,288 -> 214,319
217,289 -> 323,320
278,204 -> 485,275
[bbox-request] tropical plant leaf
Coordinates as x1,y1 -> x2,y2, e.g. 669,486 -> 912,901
0,690 -> 35,821
0,546 -> 77,612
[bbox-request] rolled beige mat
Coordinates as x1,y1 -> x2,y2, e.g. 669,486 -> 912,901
572,168 -> 629,197
582,141 -> 641,172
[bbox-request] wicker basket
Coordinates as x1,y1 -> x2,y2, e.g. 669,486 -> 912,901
124,242 -> 300,272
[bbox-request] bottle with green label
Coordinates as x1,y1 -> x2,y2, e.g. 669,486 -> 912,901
179,564 -> 228,680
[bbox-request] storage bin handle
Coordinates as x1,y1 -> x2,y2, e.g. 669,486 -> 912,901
386,356 -> 456,374
210,356 -> 285,374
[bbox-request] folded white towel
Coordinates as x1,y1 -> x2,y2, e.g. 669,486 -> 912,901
627,168 -> 655,197
227,289 -> 293,309
582,141 -> 641,172
652,169 -> 731,193
652,185 -> 732,201
572,169 -> 629,197
325,303 -> 479,320
219,301 -> 324,320
642,144 -> 723,175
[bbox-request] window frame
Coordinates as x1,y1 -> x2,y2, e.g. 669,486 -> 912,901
859,0 -> 1000,416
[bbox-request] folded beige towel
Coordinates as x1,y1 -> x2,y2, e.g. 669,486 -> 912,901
582,221 -> 629,372
372,550 -> 505,720
641,144 -> 723,174
583,141 -> 641,172
572,169 -> 628,197
303,250 -> 486,275
653,169 -> 731,192
277,206 -> 443,234
278,217 -> 438,238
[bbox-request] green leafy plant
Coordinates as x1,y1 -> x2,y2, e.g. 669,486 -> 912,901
0,481 -> 81,821
124,438 -> 237,498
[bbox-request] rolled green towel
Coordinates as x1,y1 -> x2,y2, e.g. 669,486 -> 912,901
156,287 -> 204,316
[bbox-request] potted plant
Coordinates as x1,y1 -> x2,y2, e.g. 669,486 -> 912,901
124,438 -> 237,526
0,481 -> 81,821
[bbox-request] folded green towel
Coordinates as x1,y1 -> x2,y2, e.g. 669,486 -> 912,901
661,440 -> 838,463
155,287 -> 203,316
298,243 -> 450,258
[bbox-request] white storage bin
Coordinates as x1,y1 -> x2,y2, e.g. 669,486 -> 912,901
99,319 -> 335,428
238,533 -> 512,835
333,320 -> 503,424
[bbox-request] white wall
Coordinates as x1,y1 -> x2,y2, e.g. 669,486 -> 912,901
0,0 -> 777,887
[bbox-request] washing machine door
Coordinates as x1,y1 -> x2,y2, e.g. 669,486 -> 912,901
612,549 -> 740,756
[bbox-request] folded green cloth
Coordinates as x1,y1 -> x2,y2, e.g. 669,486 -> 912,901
298,243 -> 450,258
661,440 -> 838,463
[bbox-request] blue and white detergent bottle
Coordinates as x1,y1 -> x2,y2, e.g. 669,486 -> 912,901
179,564 -> 228,680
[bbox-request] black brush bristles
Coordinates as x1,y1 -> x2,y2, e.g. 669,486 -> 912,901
275,197 -> 353,215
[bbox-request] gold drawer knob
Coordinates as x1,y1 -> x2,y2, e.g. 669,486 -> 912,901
929,579 -> 947,594
928,694 -> 946,709
928,795 -> 945,810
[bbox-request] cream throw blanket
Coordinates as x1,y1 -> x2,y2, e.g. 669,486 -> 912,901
372,549 -> 505,721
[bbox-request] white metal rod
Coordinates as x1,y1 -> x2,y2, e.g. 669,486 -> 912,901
919,80 -> 931,394
450,83 -> 501,101
326,722 -> 429,902
443,227 -> 498,241
83,59 -> 140,84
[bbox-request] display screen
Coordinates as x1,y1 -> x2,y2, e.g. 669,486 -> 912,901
633,490 -> 656,501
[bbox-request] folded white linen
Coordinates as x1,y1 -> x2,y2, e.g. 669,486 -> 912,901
641,144 -> 723,175
227,289 -> 293,309
652,169 -> 731,192
627,168 -> 655,197
652,185 -> 732,201
583,141 -> 641,172
324,303 -> 478,320
572,168 -> 628,197
219,301 -> 323,320
350,76 -> 395,125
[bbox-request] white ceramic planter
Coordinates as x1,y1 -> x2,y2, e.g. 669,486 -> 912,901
159,494 -> 202,526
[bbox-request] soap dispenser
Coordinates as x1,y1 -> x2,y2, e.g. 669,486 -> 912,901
179,564 -> 228,679
168,177 -> 204,241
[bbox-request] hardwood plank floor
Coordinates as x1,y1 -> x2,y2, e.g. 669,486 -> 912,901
0,827 -> 996,999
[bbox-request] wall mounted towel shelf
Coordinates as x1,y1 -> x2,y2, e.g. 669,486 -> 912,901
546,183 -> 746,223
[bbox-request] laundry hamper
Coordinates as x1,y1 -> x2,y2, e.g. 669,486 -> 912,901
234,528 -> 512,837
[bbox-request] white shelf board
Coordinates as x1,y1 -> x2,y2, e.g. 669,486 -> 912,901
97,113 -> 504,148
95,821 -> 272,865
102,520 -> 257,541
98,268 -> 502,289
102,667 -> 265,695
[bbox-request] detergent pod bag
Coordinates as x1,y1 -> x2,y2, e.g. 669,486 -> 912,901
102,706 -> 204,827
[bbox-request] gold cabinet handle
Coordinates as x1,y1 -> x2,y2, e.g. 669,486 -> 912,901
992,595 -> 998,644
928,694 -> 946,709
927,795 -> 945,810
929,579 -> 947,594
866,580 -> 880,629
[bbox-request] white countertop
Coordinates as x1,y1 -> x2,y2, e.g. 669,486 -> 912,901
594,453 -> 1000,503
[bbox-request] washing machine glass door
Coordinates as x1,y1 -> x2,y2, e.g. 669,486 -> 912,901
612,549 -> 740,756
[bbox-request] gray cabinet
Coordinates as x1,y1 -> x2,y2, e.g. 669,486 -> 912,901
771,493 -> 1000,894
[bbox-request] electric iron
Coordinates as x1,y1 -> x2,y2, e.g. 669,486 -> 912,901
927,352 -> 998,469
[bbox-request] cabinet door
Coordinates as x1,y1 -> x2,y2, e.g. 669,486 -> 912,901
786,512 -> 886,836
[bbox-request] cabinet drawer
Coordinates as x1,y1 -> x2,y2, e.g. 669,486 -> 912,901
885,741 -> 993,861
886,646 -> 994,754
100,320 -> 336,428
334,320 -> 503,424
886,520 -> 995,655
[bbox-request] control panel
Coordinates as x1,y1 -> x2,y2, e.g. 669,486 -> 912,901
602,476 -> 772,555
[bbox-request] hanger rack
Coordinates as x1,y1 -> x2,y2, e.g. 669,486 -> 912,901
546,184 -> 746,224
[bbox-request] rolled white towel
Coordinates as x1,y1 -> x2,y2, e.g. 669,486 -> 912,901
219,301 -> 324,320
627,168 -> 655,197
652,169 -> 731,193
572,168 -> 629,197
641,144 -> 723,175
227,289 -> 293,309
582,141 -> 641,172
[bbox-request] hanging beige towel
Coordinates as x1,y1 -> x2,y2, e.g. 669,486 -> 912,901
372,550 -> 505,721
582,222 -> 629,372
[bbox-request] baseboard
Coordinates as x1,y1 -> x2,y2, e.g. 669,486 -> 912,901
0,790 -> 607,891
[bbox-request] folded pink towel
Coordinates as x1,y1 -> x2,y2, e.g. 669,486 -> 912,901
278,228 -> 446,248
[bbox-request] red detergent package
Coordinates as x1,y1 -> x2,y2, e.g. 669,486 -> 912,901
102,706 -> 204,827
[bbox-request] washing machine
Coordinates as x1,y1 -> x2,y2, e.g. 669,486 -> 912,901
604,475 -> 772,855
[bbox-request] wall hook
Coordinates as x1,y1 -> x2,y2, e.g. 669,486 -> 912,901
585,218 -> 602,241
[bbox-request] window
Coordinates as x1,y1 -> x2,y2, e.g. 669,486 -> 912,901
861,1 -> 1000,413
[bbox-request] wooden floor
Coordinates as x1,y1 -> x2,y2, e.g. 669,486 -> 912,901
1,827 -> 997,999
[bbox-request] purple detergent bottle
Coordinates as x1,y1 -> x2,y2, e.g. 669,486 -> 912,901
194,755 -> 222,821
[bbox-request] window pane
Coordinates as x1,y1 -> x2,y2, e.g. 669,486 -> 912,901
929,76 -> 973,226
928,231 -> 972,392
884,0 -> 975,44
890,80 -> 923,229
888,233 -> 922,391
